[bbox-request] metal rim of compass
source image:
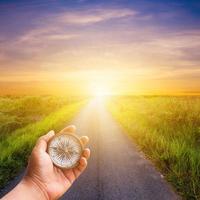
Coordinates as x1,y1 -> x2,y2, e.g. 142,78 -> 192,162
47,132 -> 83,169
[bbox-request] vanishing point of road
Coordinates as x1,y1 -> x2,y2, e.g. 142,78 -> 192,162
0,99 -> 179,200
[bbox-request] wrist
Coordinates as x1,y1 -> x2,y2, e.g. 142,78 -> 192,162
21,176 -> 49,200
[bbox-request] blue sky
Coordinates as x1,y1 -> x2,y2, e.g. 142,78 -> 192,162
0,0 -> 200,94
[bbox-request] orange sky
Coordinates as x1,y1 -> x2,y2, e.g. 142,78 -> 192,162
0,1 -> 200,95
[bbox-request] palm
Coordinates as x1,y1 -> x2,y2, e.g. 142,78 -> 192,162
34,150 -> 75,199
26,126 -> 90,200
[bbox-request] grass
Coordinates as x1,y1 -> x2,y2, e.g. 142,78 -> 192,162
108,96 -> 200,200
0,96 -> 85,188
0,96 -> 74,139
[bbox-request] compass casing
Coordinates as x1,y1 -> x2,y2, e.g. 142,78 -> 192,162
47,132 -> 83,169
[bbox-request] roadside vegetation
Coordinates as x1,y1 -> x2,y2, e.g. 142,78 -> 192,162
0,96 -> 85,188
108,96 -> 200,200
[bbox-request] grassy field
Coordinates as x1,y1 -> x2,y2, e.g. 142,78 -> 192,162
108,96 -> 200,200
0,96 -> 85,188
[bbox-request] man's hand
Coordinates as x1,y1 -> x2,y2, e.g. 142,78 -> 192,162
3,125 -> 90,200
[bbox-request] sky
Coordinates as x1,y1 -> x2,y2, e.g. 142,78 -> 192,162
0,0 -> 200,95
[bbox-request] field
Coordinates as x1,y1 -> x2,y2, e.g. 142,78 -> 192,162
0,96 -> 85,188
1,95 -> 200,199
108,96 -> 200,200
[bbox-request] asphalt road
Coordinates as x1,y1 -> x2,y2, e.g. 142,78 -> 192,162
0,99 -> 179,200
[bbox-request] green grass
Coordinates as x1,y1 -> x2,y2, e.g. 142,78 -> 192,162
0,96 -> 74,139
0,96 -> 85,188
108,96 -> 200,200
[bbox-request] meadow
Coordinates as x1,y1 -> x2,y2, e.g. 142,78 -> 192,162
108,96 -> 200,200
0,96 -> 85,188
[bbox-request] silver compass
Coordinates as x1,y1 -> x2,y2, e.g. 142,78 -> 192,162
47,132 -> 83,169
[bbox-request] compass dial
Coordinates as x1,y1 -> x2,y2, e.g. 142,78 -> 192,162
48,133 -> 83,169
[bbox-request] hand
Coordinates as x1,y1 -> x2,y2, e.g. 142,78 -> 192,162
23,125 -> 90,200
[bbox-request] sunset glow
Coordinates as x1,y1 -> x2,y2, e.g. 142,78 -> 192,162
0,1 -> 200,95
91,83 -> 111,97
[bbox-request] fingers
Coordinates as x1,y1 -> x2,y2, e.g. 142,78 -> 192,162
34,125 -> 88,154
62,148 -> 90,183
59,125 -> 89,147
59,125 -> 76,134
72,148 -> 90,178
76,157 -> 87,173
83,148 -> 90,160
78,148 -> 90,170
41,130 -> 55,142
35,130 -> 55,152
80,136 -> 89,147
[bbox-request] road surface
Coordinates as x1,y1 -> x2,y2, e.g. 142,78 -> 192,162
0,99 -> 179,200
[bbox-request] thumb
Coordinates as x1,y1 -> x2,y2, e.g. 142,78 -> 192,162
35,130 -> 55,152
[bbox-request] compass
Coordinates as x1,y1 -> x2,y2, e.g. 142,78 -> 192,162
47,132 -> 83,169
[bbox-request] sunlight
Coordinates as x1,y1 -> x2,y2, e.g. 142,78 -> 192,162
90,82 -> 111,97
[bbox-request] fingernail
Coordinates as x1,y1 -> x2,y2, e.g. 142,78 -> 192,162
48,130 -> 55,135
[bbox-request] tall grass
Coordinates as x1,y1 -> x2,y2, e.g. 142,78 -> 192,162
0,96 -> 72,138
108,96 -> 200,199
0,100 -> 85,188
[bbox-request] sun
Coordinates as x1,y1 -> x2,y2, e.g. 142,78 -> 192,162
94,85 -> 110,97
90,82 -> 111,97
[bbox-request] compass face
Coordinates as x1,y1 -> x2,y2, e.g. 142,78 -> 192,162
48,133 -> 83,169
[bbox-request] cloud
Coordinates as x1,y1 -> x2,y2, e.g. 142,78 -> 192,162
57,8 -> 136,25
0,5 -> 200,90
9,7 -> 136,46
19,30 -> 78,44
145,29 -> 200,68
0,7 -> 136,62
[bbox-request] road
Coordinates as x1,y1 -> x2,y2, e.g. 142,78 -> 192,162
0,99 -> 179,200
